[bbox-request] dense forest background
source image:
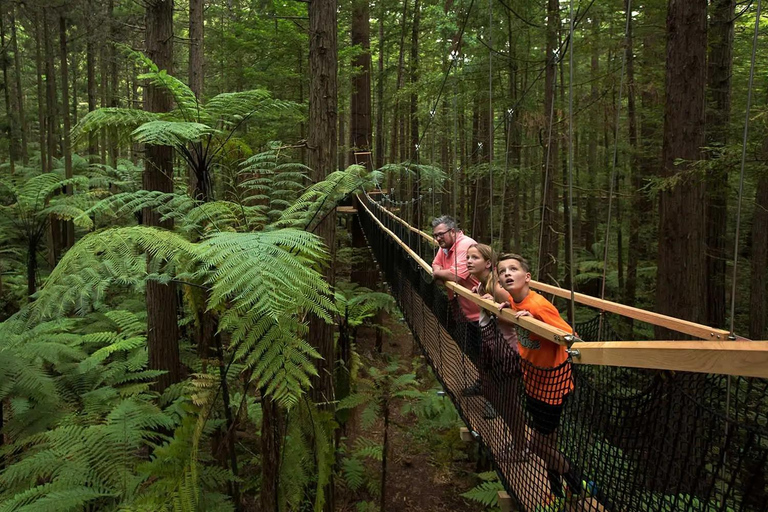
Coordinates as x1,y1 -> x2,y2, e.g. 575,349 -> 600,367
0,0 -> 766,510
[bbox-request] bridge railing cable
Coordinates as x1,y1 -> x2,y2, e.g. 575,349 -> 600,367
357,192 -> 768,512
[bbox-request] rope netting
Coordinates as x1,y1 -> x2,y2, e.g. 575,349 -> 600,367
357,193 -> 768,512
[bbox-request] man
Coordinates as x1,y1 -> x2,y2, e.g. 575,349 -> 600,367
431,216 -> 483,396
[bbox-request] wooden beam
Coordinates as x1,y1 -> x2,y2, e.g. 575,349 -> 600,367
573,340 -> 768,378
336,206 -> 357,214
446,281 -> 571,346
459,427 -> 473,442
528,280 -> 730,341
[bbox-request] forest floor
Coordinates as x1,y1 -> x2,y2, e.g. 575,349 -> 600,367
336,314 -> 485,512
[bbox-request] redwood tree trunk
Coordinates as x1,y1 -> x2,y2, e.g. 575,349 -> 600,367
308,0 -> 338,507
750,176 -> 768,340
409,0 -> 420,226
10,6 -> 27,164
656,0 -> 708,336
86,0 -> 98,159
350,0 -> 371,168
538,0 -> 559,284
60,13 -> 74,249
374,2 -> 385,169
144,0 -> 180,391
260,395 -> 282,512
624,1 -> 642,328
704,0 -> 735,329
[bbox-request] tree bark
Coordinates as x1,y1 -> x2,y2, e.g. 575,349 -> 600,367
59,13 -> 74,249
10,6 -> 27,164
538,0 -> 559,284
86,0 -> 98,159
409,0 -> 420,226
350,0 -> 371,168
374,2 -> 385,169
308,0 -> 338,507
583,14 -> 599,254
390,0 -> 409,165
750,176 -> 768,340
144,0 -> 180,392
189,0 -> 204,100
624,2 -> 642,326
656,0 -> 708,335
260,395 -> 282,512
35,9 -> 47,174
704,0 -> 735,329
0,3 -> 17,173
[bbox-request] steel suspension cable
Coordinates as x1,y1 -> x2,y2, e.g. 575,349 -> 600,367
730,0 -> 762,339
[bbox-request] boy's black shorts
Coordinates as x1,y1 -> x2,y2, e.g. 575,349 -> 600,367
525,393 -> 568,435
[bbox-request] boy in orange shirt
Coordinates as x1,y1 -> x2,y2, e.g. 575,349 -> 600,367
497,254 -> 585,507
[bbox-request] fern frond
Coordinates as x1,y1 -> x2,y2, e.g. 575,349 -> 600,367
72,108 -> 160,144
131,121 -> 218,147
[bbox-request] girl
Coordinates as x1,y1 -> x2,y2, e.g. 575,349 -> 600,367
466,244 -> 527,463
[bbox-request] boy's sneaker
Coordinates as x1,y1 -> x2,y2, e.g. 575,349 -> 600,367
461,381 -> 482,397
534,493 -> 565,512
482,401 -> 498,419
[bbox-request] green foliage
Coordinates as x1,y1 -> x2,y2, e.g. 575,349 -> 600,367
460,472 -> 504,511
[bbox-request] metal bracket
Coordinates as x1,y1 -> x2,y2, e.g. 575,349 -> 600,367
566,348 -> 581,359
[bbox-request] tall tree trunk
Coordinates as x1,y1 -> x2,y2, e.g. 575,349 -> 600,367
375,2 -> 385,169
35,10 -> 47,174
10,6 -> 27,164
308,0 -> 338,507
350,0 -> 371,169
86,0 -> 98,159
144,0 -> 180,391
0,4 -> 17,173
409,0 -> 420,226
390,0 -> 408,165
750,175 -> 768,339
704,0 -> 734,329
583,14 -> 599,254
656,0 -> 708,335
188,0 -> 204,194
59,13 -> 74,249
538,0 -> 559,284
624,2 -> 641,328
107,0 -> 118,167
260,395 -> 283,512
43,7 -> 62,263
44,8 -> 59,172
189,0 -> 204,99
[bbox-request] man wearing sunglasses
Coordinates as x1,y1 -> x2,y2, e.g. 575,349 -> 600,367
431,216 -> 483,397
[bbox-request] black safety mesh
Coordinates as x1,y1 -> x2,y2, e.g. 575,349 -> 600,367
358,194 -> 768,512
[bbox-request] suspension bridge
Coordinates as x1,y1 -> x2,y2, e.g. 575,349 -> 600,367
346,190 -> 768,512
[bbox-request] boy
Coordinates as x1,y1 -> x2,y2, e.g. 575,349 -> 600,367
496,253 -> 585,508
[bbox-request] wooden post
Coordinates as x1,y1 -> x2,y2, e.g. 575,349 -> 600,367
459,426 -> 473,442
498,491 -> 513,512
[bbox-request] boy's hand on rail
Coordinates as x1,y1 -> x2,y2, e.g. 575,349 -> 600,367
514,310 -> 532,319
481,293 -> 494,301
498,301 -> 511,311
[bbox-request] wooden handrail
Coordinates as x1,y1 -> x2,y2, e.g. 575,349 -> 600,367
573,341 -> 768,379
363,192 -> 731,341
357,194 -> 432,273
359,193 -> 768,377
358,195 -> 570,346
